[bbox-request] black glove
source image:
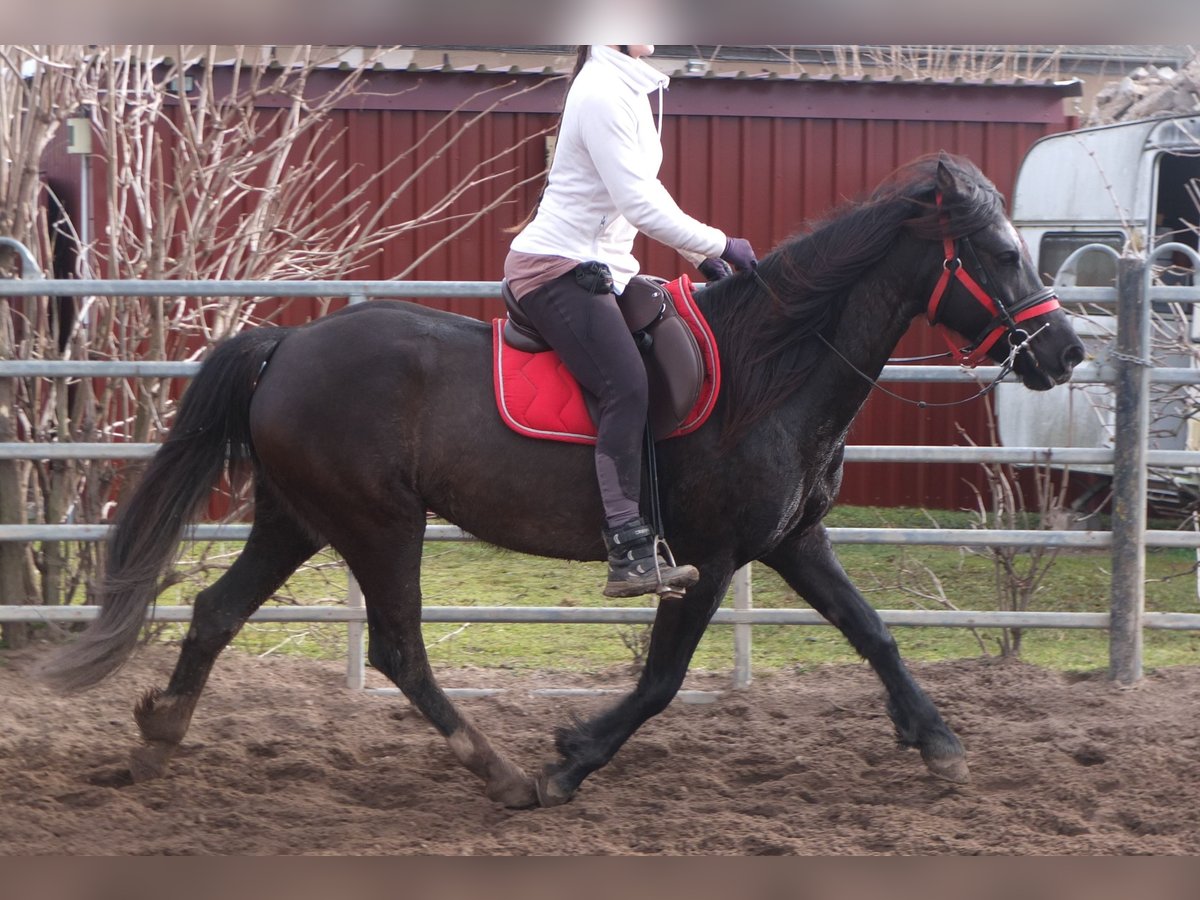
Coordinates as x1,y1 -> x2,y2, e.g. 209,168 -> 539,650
697,257 -> 733,282
721,237 -> 758,272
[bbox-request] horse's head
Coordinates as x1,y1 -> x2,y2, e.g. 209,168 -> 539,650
921,155 -> 1084,391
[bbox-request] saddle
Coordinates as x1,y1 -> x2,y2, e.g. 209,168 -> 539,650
494,275 -> 719,443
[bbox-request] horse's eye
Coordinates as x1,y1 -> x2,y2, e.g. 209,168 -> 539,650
997,250 -> 1021,267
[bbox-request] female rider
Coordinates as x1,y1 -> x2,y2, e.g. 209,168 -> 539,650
504,44 -> 758,598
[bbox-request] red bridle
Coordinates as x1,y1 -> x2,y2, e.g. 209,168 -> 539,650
925,196 -> 1061,367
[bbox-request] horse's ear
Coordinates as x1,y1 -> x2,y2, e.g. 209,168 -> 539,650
934,153 -> 961,203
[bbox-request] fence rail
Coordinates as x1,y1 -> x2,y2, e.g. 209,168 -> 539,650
3,522 -> 1200,548
8,439 -> 1200,467
3,238 -> 1199,692
5,603 -> 1200,630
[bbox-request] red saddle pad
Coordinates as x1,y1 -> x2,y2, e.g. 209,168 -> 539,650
493,275 -> 720,444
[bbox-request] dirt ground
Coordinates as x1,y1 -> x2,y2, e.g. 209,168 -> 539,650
2,643 -> 1200,855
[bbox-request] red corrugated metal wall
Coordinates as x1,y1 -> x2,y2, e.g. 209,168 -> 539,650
46,68 -> 1076,509
649,107 -> 1069,509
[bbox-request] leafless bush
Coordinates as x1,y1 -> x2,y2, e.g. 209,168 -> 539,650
1,45 -> 554,643
958,407 -> 1081,658
1,45 -> 96,645
760,45 -> 1064,83
616,623 -> 652,672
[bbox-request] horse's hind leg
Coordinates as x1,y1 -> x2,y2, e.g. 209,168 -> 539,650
762,524 -> 969,783
347,515 -> 538,809
129,489 -> 322,781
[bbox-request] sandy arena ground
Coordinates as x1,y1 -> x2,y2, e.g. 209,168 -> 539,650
2,644 -> 1199,855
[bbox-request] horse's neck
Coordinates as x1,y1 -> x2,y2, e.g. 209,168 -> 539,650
832,272 -> 923,383
801,275 -> 920,433
693,256 -> 927,447
732,258 -> 925,443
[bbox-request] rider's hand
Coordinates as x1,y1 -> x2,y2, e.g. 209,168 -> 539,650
698,257 -> 733,282
721,237 -> 758,272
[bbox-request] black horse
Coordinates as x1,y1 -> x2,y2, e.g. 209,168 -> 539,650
44,154 -> 1084,808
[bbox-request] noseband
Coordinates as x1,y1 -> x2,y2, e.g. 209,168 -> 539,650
925,194 -> 1061,368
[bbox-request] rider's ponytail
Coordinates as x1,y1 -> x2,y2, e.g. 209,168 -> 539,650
504,46 -> 590,235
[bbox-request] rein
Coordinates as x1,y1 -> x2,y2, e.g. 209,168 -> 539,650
808,314 -> 1048,409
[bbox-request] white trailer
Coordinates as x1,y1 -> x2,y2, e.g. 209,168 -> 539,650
996,114 -> 1200,499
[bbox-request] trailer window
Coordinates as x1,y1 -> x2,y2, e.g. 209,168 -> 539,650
1152,152 -> 1200,286
1038,233 -> 1125,286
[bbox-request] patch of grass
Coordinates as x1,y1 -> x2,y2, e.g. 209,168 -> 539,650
146,506 -> 1200,677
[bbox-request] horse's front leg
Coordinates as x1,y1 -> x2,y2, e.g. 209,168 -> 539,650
762,524 -> 969,783
536,564 -> 735,806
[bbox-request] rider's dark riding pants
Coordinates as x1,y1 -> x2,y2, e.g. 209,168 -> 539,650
518,271 -> 646,529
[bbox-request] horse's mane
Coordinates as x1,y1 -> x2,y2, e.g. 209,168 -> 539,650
702,153 -> 1004,448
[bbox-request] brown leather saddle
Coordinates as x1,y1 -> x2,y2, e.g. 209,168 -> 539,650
501,275 -> 705,440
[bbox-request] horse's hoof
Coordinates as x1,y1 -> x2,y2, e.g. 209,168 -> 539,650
128,740 -> 176,782
534,771 -> 574,808
924,753 -> 970,784
487,775 -> 539,809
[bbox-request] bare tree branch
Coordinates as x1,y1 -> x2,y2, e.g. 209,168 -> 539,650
2,45 -> 551,616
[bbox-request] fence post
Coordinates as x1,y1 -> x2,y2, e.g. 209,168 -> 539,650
0,239 -> 43,647
345,292 -> 368,689
732,564 -> 753,689
346,573 -> 365,690
1109,256 -> 1150,686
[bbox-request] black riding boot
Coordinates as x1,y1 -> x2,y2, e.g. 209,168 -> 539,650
602,517 -> 699,598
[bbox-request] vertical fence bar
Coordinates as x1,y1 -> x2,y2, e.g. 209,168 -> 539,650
345,292 -> 369,690
732,564 -> 753,689
0,239 -> 42,648
346,573 -> 366,690
1109,257 -> 1150,686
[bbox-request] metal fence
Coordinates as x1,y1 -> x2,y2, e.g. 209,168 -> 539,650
3,237 -> 1200,694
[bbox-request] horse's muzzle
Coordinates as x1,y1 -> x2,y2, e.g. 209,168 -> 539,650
1018,336 -> 1085,390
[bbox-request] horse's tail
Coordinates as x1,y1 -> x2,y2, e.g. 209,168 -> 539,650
41,327 -> 289,692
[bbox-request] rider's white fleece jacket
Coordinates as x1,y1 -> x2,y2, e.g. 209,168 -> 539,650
510,45 -> 727,293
